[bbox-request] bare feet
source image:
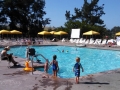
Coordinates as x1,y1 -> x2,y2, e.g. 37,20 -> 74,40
42,75 -> 49,78
76,82 -> 79,84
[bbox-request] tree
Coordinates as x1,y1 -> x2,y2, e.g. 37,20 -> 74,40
65,0 -> 105,26
0,0 -> 51,37
42,18 -> 51,28
64,20 -> 82,34
110,26 -> 120,38
111,26 -> 120,33
65,0 -> 106,38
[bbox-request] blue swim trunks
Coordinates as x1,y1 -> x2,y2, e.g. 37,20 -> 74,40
75,70 -> 80,77
74,63 -> 80,77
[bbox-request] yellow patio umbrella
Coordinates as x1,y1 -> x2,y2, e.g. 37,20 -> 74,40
38,31 -> 51,39
50,31 -> 56,34
115,32 -> 120,36
10,30 -> 22,39
54,31 -> 68,35
54,31 -> 68,40
10,30 -> 22,34
0,30 -> 10,34
38,31 -> 51,35
83,30 -> 100,35
0,30 -> 11,39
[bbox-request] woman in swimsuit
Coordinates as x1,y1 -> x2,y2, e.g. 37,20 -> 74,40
50,55 -> 59,77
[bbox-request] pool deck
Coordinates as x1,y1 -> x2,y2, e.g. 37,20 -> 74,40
0,41 -> 120,90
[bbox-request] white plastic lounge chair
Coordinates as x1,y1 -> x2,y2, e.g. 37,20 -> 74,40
93,39 -> 98,45
97,39 -> 102,45
117,41 -> 120,46
101,39 -> 107,44
69,38 -> 74,43
75,39 -> 80,44
79,38 -> 83,43
62,38 -> 66,42
93,39 -> 102,46
85,39 -> 90,44
89,39 -> 95,44
81,39 -> 86,44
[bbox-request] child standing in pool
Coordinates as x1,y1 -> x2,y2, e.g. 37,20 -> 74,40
73,57 -> 84,84
50,55 -> 59,77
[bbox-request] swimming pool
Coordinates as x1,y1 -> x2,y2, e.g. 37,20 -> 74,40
1,45 -> 120,78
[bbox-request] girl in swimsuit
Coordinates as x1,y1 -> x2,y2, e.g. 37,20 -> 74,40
50,55 -> 59,77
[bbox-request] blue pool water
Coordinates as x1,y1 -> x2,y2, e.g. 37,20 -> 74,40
1,45 -> 120,78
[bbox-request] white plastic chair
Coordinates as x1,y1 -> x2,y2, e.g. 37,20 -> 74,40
85,39 -> 90,44
89,39 -> 94,44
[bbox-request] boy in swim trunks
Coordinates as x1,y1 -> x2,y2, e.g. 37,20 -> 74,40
73,57 -> 84,84
50,55 -> 59,77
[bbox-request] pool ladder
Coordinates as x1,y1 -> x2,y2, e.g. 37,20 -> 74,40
29,53 -> 48,74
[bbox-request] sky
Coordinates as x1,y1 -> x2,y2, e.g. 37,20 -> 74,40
44,0 -> 120,29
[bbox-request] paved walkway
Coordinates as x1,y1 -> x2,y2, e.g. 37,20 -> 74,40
0,41 -> 120,90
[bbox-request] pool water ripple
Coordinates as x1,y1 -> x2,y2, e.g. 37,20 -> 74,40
1,45 -> 120,78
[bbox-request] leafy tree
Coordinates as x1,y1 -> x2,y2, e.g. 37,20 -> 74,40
111,26 -> 120,34
65,0 -> 105,26
42,18 -> 51,28
110,26 -> 120,38
65,0 -> 106,38
0,0 -> 51,37
64,20 -> 82,34
105,29 -> 112,39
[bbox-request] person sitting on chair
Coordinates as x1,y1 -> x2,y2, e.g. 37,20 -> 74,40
1,46 -> 18,66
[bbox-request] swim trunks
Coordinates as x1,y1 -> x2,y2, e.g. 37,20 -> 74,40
74,63 -> 80,77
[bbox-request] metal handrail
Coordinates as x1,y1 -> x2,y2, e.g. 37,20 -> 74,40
29,53 -> 48,75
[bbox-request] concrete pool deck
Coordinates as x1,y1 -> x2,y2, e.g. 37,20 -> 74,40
0,41 -> 120,90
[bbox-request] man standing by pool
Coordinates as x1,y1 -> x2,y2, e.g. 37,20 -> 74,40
50,55 -> 59,78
